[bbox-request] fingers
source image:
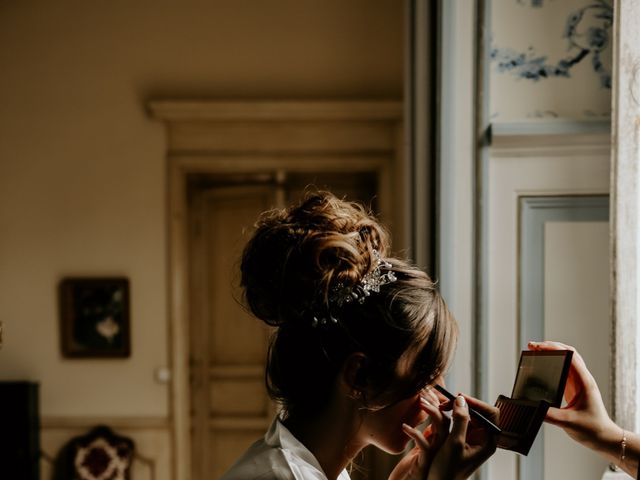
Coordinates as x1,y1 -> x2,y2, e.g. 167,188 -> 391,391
544,405 -> 570,427
423,385 -> 443,407
423,394 -> 497,478
449,395 -> 471,442
402,423 -> 430,451
528,340 -> 575,352
528,341 -> 585,376
402,388 -> 445,453
463,395 -> 500,424
421,388 -> 449,447
420,396 -> 442,425
528,340 -> 597,391
438,393 -> 500,430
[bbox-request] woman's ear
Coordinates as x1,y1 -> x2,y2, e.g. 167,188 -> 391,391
340,352 -> 370,397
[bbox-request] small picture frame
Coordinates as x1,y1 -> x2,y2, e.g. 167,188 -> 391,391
59,277 -> 131,358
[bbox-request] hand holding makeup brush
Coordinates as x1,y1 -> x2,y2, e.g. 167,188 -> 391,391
394,387 -> 499,480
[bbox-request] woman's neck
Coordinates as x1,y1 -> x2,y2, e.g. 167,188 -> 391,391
283,407 -> 364,480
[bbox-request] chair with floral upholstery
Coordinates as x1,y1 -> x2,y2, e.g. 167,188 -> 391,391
67,425 -> 134,480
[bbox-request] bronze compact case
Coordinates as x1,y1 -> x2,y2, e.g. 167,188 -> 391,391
495,350 -> 573,455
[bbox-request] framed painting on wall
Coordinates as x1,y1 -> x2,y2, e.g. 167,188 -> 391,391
59,277 -> 130,358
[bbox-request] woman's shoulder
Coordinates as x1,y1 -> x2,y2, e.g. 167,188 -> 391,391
219,436 -> 296,480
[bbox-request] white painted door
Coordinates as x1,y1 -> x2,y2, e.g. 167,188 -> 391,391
485,132 -> 610,480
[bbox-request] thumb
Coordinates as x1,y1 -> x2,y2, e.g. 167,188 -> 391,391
450,395 -> 471,441
545,406 -> 570,427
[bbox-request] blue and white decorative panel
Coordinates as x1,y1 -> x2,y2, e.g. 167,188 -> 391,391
491,0 -> 612,121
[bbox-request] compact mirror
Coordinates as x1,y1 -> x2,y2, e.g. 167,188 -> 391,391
495,349 -> 573,455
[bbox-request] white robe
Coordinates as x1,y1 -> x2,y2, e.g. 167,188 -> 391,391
220,417 -> 352,480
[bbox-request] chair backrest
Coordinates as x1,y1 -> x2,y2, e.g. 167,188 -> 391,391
68,426 -> 134,480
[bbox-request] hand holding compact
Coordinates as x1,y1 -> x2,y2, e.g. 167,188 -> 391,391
528,340 -> 617,448
529,340 -> 640,477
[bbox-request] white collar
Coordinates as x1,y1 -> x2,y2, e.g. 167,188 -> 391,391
264,417 -> 351,480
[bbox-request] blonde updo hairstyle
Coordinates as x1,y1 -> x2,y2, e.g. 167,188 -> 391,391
241,192 -> 457,420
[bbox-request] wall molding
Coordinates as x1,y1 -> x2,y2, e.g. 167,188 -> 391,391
148,100 -> 403,122
489,120 -> 611,152
41,416 -> 170,430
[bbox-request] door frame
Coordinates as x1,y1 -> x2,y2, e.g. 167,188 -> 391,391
149,100 -> 403,480
610,0 -> 640,436
436,0 -> 640,477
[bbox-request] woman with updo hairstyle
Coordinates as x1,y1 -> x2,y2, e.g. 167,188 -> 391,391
221,192 -> 499,480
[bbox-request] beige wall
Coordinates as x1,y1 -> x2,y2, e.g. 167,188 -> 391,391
0,0 -> 402,471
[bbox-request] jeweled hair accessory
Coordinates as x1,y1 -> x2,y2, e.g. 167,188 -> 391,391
330,249 -> 397,308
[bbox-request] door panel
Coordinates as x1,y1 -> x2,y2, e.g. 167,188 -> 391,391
542,220 -> 609,480
519,197 -> 609,479
189,186 -> 275,480
485,145 -> 610,479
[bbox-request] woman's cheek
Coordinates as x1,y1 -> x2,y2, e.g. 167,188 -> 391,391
406,407 -> 429,428
401,397 -> 428,427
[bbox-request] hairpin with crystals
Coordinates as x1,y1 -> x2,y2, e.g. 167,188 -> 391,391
329,249 -> 397,308
310,250 -> 397,328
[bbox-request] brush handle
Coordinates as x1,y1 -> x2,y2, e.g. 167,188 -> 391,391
434,384 -> 502,434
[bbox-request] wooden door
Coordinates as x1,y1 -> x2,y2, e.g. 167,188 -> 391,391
188,171 -> 395,479
188,185 -> 276,480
